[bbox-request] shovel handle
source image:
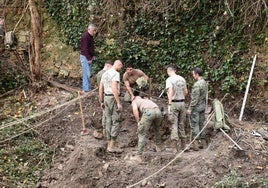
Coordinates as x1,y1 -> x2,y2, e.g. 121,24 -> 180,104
78,92 -> 86,129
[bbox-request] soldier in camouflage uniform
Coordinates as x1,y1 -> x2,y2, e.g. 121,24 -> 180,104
165,64 -> 188,152
99,60 -> 123,153
130,90 -> 163,163
187,67 -> 208,151
94,60 -> 113,138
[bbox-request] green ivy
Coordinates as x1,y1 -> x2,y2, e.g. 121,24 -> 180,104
214,170 -> 268,188
44,0 -> 266,96
0,136 -> 53,186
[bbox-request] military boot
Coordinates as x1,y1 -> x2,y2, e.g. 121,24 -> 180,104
181,138 -> 187,150
93,130 -> 104,139
107,141 -> 111,151
171,140 -> 178,153
129,155 -> 142,164
200,139 -> 207,149
192,140 -> 199,151
107,140 -> 123,153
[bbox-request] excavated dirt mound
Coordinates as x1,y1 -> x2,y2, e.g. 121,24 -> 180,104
34,86 -> 268,188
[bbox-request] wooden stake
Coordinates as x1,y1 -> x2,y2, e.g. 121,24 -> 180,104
78,91 -> 88,135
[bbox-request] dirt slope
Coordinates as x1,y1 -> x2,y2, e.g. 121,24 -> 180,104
36,87 -> 268,188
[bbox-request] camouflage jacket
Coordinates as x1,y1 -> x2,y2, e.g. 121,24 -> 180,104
189,78 -> 208,111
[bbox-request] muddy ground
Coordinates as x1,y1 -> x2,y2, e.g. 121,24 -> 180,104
19,79 -> 266,188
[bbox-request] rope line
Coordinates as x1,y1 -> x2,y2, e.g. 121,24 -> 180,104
0,88 -> 98,130
0,101 -> 72,144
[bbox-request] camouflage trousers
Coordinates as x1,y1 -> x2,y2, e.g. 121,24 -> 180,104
137,108 -> 162,155
104,96 -> 122,141
189,109 -> 206,139
101,109 -> 106,129
168,102 -> 187,140
0,38 -> 4,53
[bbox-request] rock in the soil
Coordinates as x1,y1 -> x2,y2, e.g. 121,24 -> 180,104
57,164 -> 64,170
257,127 -> 268,140
65,144 -> 74,151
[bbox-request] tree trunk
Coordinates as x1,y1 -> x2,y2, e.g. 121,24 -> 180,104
29,0 -> 41,81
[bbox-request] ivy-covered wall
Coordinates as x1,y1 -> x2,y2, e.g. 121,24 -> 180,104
45,0 -> 267,96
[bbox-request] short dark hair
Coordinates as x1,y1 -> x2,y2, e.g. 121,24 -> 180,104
193,67 -> 203,76
105,60 -> 113,65
133,90 -> 140,97
126,63 -> 134,68
166,64 -> 177,71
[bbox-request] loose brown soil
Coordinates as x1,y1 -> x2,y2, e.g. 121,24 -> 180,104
24,83 -> 267,188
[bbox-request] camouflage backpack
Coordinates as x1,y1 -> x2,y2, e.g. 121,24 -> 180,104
213,99 -> 231,130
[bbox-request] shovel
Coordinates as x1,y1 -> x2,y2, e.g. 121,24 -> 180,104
78,91 -> 89,135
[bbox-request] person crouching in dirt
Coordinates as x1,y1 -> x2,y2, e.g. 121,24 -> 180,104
99,60 -> 123,153
93,60 -> 113,139
165,64 -> 188,152
187,67 -> 208,151
129,90 -> 163,163
123,64 -> 149,102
